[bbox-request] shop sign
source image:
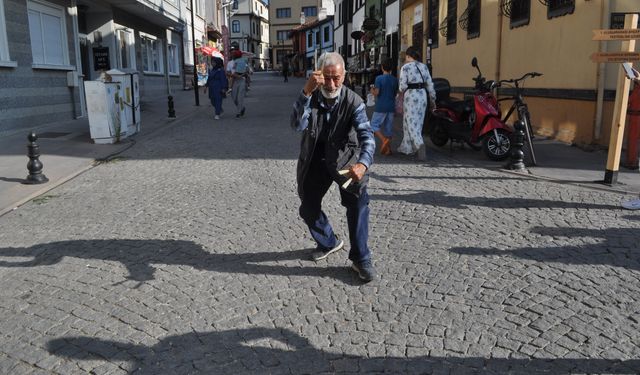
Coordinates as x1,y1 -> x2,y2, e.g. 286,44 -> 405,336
93,47 -> 110,71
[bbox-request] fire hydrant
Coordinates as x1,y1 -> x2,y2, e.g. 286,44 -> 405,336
625,82 -> 640,169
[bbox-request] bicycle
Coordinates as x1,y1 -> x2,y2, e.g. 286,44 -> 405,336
497,72 -> 543,166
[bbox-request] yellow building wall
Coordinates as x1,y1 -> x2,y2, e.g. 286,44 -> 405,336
400,0 -> 421,53
424,0 -> 639,146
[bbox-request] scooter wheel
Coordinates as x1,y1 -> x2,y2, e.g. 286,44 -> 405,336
482,129 -> 511,161
429,122 -> 449,147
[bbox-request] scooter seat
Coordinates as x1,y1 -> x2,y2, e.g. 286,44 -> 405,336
438,98 -> 472,114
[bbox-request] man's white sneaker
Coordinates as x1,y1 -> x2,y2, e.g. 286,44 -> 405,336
311,239 -> 344,261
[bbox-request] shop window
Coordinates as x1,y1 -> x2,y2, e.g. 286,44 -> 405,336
303,7 -> 317,17
168,44 -> 179,74
428,0 -> 439,48
0,0 -> 13,65
276,8 -> 291,18
277,30 -> 289,40
547,0 -> 574,19
195,0 -> 205,16
307,33 -> 313,48
276,49 -> 288,64
465,0 -> 480,39
446,0 -> 457,45
117,29 -> 135,69
509,0 -> 530,28
323,26 -> 330,44
27,0 -> 70,67
141,34 -> 163,73
412,22 -> 423,50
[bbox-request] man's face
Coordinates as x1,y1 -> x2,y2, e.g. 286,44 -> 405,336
321,64 -> 345,97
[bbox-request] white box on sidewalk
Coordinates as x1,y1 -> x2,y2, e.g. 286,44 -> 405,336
85,80 -> 127,144
107,69 -> 140,136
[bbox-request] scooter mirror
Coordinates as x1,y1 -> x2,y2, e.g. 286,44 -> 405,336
471,57 -> 478,68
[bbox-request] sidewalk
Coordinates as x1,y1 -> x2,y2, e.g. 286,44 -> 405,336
421,136 -> 640,196
2,84 -> 639,217
0,88 -> 205,216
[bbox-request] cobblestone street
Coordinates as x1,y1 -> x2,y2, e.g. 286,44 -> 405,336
1,73 -> 639,374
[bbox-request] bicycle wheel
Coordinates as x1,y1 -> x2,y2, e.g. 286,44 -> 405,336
518,106 -> 537,166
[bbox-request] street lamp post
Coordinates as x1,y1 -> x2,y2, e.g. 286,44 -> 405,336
190,0 -> 199,106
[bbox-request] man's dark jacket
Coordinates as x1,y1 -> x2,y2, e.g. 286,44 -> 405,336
293,86 -> 371,200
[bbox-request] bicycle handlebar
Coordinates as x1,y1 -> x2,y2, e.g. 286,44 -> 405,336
498,72 -> 543,86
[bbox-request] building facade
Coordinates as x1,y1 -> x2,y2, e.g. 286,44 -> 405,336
269,0 -> 333,70
291,15 -> 334,76
402,0 -> 639,146
229,0 -> 269,70
0,0 -> 217,133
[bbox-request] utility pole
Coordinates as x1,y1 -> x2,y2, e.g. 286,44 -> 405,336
191,0 -> 200,106
342,0 -> 349,63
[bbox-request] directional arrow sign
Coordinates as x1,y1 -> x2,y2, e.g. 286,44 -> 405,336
593,29 -> 640,41
590,52 -> 640,63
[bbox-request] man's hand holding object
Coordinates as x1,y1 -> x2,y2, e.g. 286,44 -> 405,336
303,70 -> 324,96
338,163 -> 366,189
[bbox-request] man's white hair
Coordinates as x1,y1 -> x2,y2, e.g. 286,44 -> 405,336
318,52 -> 345,70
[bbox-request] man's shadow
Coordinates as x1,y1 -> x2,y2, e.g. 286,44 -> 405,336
451,226 -> 640,271
47,327 -> 640,374
0,239 -> 360,286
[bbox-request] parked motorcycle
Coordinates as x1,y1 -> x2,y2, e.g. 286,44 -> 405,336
428,57 -> 512,161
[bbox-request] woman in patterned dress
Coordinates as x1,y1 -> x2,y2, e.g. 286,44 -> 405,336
397,46 -> 437,160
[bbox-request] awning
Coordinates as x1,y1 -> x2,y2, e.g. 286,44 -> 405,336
197,46 -> 224,60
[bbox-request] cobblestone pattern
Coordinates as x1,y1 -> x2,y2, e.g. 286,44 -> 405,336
0,74 -> 639,374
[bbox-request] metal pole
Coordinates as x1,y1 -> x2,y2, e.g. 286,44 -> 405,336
342,0 -> 349,62
191,0 -> 200,106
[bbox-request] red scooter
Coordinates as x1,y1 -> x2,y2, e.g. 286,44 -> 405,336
428,57 -> 512,161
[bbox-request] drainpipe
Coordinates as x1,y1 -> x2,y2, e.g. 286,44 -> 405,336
495,3 -> 503,84
70,0 -> 85,118
594,0 -> 609,141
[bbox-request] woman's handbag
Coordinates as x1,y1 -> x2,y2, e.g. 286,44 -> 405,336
395,92 -> 404,115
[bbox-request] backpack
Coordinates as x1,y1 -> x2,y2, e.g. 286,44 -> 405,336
235,57 -> 247,75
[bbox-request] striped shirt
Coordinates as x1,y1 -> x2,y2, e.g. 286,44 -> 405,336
291,90 -> 375,169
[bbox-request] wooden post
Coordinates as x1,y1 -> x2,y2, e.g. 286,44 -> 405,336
604,14 -> 638,185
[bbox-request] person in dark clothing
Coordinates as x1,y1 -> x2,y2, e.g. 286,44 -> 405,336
204,57 -> 228,120
282,58 -> 289,82
290,52 -> 377,282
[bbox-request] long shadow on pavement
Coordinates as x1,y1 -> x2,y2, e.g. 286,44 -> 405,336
46,327 -> 639,374
370,189 -> 620,210
451,226 -> 640,271
0,239 -> 360,286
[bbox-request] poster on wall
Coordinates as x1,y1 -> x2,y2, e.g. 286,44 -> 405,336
611,13 -> 640,29
414,5 -> 422,25
93,47 -> 110,71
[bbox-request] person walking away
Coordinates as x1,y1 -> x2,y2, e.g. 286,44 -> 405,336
370,58 -> 398,155
291,52 -> 377,282
245,62 -> 253,92
204,57 -> 228,120
231,50 -> 248,117
225,53 -> 236,96
282,57 -> 290,82
398,46 -> 436,160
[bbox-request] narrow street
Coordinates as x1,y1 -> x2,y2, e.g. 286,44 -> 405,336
0,73 -> 639,374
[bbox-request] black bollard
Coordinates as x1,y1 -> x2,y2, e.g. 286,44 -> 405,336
23,131 -> 49,184
506,120 -> 526,171
168,95 -> 176,119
